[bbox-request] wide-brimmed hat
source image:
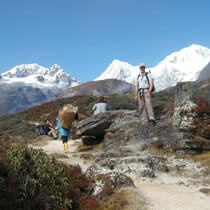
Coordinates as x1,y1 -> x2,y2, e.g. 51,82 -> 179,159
139,63 -> 146,68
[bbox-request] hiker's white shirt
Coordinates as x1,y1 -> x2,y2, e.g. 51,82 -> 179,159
92,102 -> 108,115
137,71 -> 154,89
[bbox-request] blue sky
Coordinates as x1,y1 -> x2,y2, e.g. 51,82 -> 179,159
0,0 -> 210,81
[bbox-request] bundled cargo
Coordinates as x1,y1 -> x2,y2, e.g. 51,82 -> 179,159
59,104 -> 78,129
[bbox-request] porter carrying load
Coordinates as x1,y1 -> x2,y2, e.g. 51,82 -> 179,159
59,104 -> 78,129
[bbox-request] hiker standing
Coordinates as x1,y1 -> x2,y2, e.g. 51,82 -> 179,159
56,105 -> 78,153
135,63 -> 155,125
56,117 -> 70,153
92,96 -> 108,115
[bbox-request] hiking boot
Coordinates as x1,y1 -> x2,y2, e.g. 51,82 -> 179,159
149,119 -> 156,126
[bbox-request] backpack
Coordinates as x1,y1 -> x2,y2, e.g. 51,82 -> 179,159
37,125 -> 46,135
43,124 -> 51,134
137,72 -> 155,92
59,104 -> 78,129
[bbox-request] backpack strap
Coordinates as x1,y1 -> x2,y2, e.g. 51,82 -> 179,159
145,72 -> 150,86
137,73 -> 145,81
145,72 -> 155,92
138,71 -> 154,92
137,72 -> 149,84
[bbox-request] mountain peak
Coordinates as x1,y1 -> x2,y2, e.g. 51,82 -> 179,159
50,64 -> 62,70
180,44 -> 210,54
1,63 -> 81,88
161,44 -> 210,66
188,43 -> 208,49
110,59 -> 131,66
95,44 -> 210,91
111,59 -> 125,64
95,59 -> 136,83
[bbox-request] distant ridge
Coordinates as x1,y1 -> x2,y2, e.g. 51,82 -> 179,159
57,79 -> 134,98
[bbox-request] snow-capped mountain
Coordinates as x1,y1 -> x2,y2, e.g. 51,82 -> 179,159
1,63 -> 81,88
95,59 -> 139,85
95,44 -> 210,91
197,62 -> 210,82
0,63 -> 81,116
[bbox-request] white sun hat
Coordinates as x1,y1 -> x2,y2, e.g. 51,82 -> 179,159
139,63 -> 146,68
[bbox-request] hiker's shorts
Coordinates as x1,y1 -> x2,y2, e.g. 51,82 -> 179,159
61,136 -> 68,143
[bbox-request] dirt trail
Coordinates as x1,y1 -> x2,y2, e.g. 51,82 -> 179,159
133,178 -> 210,210
30,138 -> 210,210
30,137 -> 93,172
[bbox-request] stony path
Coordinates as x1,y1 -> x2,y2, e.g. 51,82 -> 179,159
134,179 -> 210,210
30,137 -> 210,210
30,137 -> 93,172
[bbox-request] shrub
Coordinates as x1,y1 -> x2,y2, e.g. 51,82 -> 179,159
0,145 -> 99,210
189,98 -> 210,139
194,98 -> 210,115
4,147 -> 72,210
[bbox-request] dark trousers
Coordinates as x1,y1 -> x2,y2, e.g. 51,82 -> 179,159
61,136 -> 68,143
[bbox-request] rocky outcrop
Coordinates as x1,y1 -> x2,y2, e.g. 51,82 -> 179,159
172,101 -> 197,129
86,168 -> 135,199
169,82 -> 210,153
76,112 -> 115,144
77,104 -> 210,155
176,137 -> 210,152
174,82 -> 193,107
86,152 -> 169,198
77,110 -> 140,145
173,82 -> 197,129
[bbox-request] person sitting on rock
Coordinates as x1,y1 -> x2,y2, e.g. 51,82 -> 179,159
43,119 -> 58,139
92,96 -> 109,115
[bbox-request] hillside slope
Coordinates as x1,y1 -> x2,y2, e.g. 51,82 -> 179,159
58,79 -> 134,98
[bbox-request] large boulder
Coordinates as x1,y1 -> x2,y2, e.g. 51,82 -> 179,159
77,110 -> 139,145
76,112 -> 114,138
